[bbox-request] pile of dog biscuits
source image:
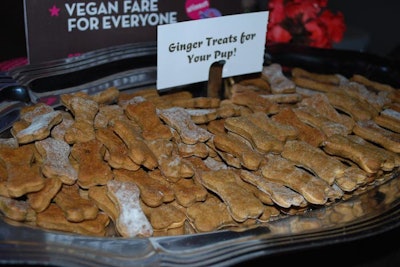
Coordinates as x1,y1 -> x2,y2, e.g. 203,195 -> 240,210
0,63 -> 399,237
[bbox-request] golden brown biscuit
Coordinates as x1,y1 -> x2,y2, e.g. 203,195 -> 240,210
51,111 -> 74,141
298,93 -> 355,132
70,139 -> 114,188
169,178 -> 208,207
54,184 -> 99,222
213,131 -> 264,170
186,196 -> 236,232
281,140 -> 362,192
170,97 -> 220,109
112,120 -> 158,170
94,104 -> 126,129
293,106 -> 350,137
113,168 -> 175,207
229,84 -> 279,114
0,195 -> 36,222
246,112 -> 299,142
177,142 -> 209,158
261,154 -> 336,205
374,108 -> 400,133
88,185 -> 118,223
36,204 -> 109,236
35,137 -> 78,185
272,107 -> 326,147
199,169 -> 264,222
95,127 -> 140,171
325,91 -> 377,121
224,115 -> 284,153
322,134 -> 387,174
239,170 -> 306,208
347,134 -> 399,171
353,120 -> 400,153
27,177 -> 62,212
91,86 -> 120,105
125,101 -> 172,140
291,67 -> 342,85
146,138 -> 194,181
141,201 -> 187,231
63,96 -> 99,144
350,74 -> 395,93
0,144 -> 45,197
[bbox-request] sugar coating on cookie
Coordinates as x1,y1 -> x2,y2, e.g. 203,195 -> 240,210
107,180 -> 153,237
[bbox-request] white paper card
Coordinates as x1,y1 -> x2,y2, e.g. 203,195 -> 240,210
157,11 -> 269,90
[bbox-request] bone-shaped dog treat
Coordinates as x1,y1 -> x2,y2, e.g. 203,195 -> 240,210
170,96 -> 220,108
239,170 -> 306,208
186,108 -> 218,124
54,184 -> 99,222
353,120 -> 400,153
246,112 -> 299,142
106,180 -> 153,237
158,107 -> 213,145
291,67 -> 342,85
272,107 -> 326,147
281,140 -> 362,192
347,134 -> 399,171
36,203 -> 109,236
262,63 -> 296,94
141,201 -> 187,231
88,185 -> 118,223
63,96 -> 99,144
374,108 -> 400,134
70,139 -> 114,188
113,168 -> 174,207
298,93 -> 355,132
325,91 -> 377,121
125,101 -> 172,140
146,138 -> 194,181
51,111 -> 74,141
186,196 -> 236,232
95,127 -> 140,171
112,120 -> 158,170
35,137 -> 78,185
0,195 -> 36,222
261,154 -> 335,205
169,178 -> 208,207
293,106 -> 350,137
229,83 -> 280,114
14,110 -> 63,144
322,134 -> 386,174
94,104 -> 127,129
213,131 -> 264,170
0,144 -> 45,197
200,169 -> 264,222
224,116 -> 283,154
27,177 -> 62,212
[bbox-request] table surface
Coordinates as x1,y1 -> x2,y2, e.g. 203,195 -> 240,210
234,226 -> 400,267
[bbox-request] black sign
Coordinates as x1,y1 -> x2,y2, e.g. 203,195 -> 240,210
24,0 -> 246,64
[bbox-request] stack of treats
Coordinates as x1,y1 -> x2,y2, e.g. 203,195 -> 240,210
0,63 -> 400,237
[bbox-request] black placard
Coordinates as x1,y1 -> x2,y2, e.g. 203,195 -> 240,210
24,0 -> 246,64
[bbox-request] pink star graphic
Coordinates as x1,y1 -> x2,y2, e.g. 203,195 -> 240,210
49,5 -> 60,17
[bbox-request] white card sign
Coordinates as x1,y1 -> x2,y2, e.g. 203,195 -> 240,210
157,11 -> 269,90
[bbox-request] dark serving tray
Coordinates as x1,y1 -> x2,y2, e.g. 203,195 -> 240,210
0,43 -> 399,267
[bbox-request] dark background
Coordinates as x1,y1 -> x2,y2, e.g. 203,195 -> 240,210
2,0 -> 400,62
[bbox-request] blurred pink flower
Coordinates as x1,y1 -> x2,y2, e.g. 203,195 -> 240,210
266,0 -> 346,49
